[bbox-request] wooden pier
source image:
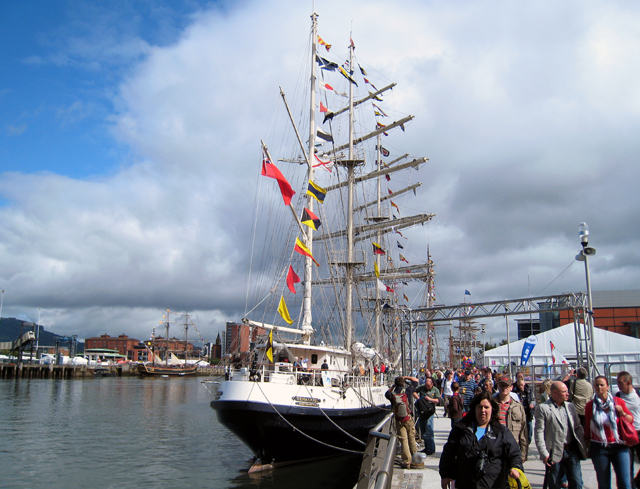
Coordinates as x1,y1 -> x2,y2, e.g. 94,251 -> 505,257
0,363 -> 223,379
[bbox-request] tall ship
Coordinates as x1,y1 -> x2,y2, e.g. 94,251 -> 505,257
138,310 -> 198,376
211,9 -> 436,470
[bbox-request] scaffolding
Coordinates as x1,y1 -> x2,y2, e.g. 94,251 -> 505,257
391,293 -> 598,379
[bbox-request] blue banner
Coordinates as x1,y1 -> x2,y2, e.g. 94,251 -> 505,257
520,335 -> 538,366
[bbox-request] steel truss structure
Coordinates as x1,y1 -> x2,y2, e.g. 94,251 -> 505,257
391,292 -> 598,379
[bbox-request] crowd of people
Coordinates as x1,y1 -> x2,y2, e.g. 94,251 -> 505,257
385,365 -> 640,489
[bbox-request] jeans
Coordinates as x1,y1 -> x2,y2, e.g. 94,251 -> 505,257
590,442 -> 632,489
547,445 -> 583,489
417,415 -> 435,454
527,419 -> 533,445
632,432 -> 640,482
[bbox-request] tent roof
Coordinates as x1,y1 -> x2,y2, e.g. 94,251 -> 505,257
485,323 -> 640,360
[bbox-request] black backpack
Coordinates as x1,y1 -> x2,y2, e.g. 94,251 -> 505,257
417,397 -> 436,419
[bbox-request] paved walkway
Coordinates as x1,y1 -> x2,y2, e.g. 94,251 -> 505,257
391,412 -> 602,489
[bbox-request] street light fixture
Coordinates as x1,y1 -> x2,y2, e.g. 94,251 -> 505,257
575,222 -> 596,377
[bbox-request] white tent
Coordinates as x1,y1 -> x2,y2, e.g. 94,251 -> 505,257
484,323 -> 640,379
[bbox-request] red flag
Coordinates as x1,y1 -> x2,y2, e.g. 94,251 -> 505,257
286,265 -> 300,294
262,158 -> 295,206
294,238 -> 319,266
319,102 -> 329,113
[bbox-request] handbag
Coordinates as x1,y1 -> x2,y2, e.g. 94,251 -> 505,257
616,407 -> 639,447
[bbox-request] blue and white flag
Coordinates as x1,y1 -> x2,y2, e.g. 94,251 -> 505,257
520,335 -> 538,366
465,290 -> 471,296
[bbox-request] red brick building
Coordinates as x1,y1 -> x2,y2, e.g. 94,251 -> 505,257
558,290 -> 640,337
85,334 -> 142,360
225,322 -> 266,356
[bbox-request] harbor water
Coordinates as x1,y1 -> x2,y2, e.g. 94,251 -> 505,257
0,377 -> 361,489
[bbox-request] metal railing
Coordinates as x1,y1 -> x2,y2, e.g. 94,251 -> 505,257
356,412 -> 397,489
226,363 -> 388,388
604,361 -> 640,393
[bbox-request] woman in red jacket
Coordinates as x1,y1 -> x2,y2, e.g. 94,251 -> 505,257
585,375 -> 633,489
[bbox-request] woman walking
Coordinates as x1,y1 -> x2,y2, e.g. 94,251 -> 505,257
440,391 -> 523,489
585,375 -> 634,489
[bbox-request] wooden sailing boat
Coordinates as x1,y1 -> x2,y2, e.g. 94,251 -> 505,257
138,310 -> 197,376
211,9 -> 435,469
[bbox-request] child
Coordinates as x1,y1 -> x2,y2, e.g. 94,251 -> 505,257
447,382 -> 464,428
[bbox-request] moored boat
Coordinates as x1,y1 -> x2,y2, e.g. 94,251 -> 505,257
211,7 -> 435,469
138,310 -> 199,377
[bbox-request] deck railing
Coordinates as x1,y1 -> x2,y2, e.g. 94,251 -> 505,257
226,364 -> 387,388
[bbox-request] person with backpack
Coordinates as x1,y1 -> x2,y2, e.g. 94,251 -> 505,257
386,375 -> 420,468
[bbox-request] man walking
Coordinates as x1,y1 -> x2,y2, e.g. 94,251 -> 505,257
441,370 -> 454,416
458,370 -> 477,412
495,377 -> 529,461
616,371 -> 640,487
535,381 -> 587,489
416,377 -> 440,455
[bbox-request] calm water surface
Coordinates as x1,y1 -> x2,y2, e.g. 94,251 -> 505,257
0,377 -> 360,489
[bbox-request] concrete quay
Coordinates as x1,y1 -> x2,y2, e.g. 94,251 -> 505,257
391,412 -> 601,489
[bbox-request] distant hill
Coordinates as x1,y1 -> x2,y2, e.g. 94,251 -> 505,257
0,317 -> 84,351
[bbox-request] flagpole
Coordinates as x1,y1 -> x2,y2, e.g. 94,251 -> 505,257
505,303 -> 512,378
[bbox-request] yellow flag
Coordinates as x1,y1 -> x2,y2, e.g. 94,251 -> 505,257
374,261 -> 380,278
266,330 -> 274,363
277,295 -> 294,325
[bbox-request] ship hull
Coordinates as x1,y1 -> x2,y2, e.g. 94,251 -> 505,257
137,364 -> 197,376
210,378 -> 389,465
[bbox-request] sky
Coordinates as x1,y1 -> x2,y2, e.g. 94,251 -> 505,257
1,0 -> 639,350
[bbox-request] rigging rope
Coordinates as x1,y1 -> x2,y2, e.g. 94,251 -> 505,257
302,384 -> 366,446
254,381 -> 364,455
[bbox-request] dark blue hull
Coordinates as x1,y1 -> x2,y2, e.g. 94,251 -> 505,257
210,399 -> 388,465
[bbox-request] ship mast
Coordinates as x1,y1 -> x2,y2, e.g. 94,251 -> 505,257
374,134 -> 382,353
300,11 -> 318,344
343,33 -> 359,350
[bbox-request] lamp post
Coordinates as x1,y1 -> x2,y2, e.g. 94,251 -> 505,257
575,222 -> 596,377
36,308 -> 41,361
505,306 -> 512,379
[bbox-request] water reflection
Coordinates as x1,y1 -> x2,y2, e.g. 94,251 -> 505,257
0,377 -> 360,489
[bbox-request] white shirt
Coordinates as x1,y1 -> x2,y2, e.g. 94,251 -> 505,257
619,390 -> 640,431
443,379 -> 453,396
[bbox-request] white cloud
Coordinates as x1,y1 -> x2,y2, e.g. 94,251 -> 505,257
1,0 -> 640,346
